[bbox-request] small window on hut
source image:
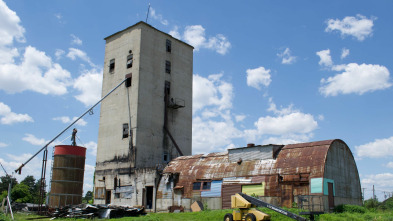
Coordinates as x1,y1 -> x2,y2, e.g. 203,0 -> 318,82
193,181 -> 211,191
109,59 -> 115,73
166,39 -> 171,53
202,181 -> 211,190
193,182 -> 201,190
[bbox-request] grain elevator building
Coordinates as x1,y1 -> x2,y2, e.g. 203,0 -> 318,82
94,21 -> 193,211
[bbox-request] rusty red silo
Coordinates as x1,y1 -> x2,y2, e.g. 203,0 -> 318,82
49,145 -> 86,208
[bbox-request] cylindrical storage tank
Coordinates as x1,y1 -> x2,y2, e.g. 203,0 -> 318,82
49,145 -> 86,208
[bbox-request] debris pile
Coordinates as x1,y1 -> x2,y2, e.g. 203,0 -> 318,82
49,204 -> 145,219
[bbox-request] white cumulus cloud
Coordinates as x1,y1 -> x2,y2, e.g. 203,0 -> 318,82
0,142 -> 7,148
356,136 -> 393,158
246,66 -> 272,90
53,116 -> 87,126
245,99 -> 318,144
320,63 -> 391,96
277,48 -> 297,64
386,162 -> 393,168
235,115 -> 246,122
23,133 -> 48,146
341,48 -> 350,59
0,2 -> 71,96
66,48 -> 96,67
73,68 -> 103,106
193,74 -> 233,113
316,49 -> 333,67
149,7 -> 168,26
55,49 -> 65,60
361,173 -> 393,200
325,14 -> 375,41
0,46 -> 72,95
0,102 -> 33,125
192,74 -> 241,154
0,0 -> 25,46
174,25 -> 231,55
70,34 -> 82,45
84,141 -> 97,156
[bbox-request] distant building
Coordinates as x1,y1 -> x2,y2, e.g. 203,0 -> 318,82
94,21 -> 193,211
157,139 -> 362,212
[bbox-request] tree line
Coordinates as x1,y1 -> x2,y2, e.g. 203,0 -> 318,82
0,175 -> 93,204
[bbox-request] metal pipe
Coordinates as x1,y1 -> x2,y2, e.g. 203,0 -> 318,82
15,78 -> 127,174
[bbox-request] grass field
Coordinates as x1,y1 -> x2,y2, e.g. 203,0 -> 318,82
2,208 -> 393,221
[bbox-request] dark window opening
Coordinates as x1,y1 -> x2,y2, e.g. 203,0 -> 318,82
193,182 -> 201,190
165,60 -> 171,74
202,181 -> 211,190
114,177 -> 118,189
193,181 -> 211,191
126,54 -> 133,68
118,179 -> 121,187
109,59 -> 115,73
163,152 -> 169,162
103,177 -> 105,181
166,39 -> 172,53
122,123 -> 129,138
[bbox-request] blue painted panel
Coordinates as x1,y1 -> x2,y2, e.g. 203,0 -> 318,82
201,180 -> 222,197
323,178 -> 335,196
311,178 -> 323,194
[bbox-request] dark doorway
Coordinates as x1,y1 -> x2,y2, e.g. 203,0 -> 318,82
328,182 -> 334,210
105,190 -> 111,204
145,186 -> 153,209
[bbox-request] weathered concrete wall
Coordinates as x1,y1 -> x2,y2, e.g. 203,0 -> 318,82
94,168 -> 157,208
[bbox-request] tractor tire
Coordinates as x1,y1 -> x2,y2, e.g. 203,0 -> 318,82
224,213 -> 234,221
245,213 -> 256,221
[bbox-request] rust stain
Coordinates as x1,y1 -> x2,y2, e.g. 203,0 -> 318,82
164,140 -> 340,199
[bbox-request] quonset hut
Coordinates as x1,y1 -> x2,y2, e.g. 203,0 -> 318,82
156,139 -> 362,212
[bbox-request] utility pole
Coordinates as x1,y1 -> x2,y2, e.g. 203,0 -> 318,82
362,188 -> 366,204
373,185 -> 375,200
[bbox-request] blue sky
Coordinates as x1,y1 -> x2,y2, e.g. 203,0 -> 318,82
0,0 -> 392,201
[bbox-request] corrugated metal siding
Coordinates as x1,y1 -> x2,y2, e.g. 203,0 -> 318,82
162,139 -> 359,211
228,145 -> 273,162
222,184 -> 241,209
201,180 -> 222,197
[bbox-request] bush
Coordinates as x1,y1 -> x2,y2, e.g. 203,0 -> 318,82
333,204 -> 366,213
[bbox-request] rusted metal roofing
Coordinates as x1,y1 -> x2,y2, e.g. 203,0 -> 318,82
275,140 -> 337,178
163,139 -> 346,198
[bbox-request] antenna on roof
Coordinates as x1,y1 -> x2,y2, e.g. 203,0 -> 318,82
145,3 -> 151,23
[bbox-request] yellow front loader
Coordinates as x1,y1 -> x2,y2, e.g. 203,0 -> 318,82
224,193 -> 308,221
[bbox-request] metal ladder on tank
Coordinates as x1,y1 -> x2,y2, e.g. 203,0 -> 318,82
47,147 -> 55,206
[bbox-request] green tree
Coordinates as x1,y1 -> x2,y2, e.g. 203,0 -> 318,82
21,176 -> 36,193
364,197 -> 379,209
0,176 -> 18,193
83,191 -> 93,203
11,183 -> 32,203
0,191 -> 8,201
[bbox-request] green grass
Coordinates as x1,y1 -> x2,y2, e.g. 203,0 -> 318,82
2,208 -> 393,221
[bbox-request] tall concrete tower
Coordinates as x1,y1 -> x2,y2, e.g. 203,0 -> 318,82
94,22 -> 193,210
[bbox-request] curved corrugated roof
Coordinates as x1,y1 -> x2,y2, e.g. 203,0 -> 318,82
275,139 -> 343,177
164,139 -> 348,181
